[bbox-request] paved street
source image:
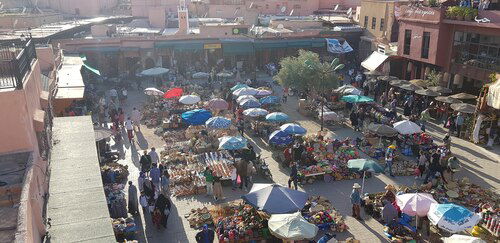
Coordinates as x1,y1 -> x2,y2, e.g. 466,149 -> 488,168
106,79 -> 499,243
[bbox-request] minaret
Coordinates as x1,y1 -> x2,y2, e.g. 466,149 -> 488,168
176,0 -> 189,35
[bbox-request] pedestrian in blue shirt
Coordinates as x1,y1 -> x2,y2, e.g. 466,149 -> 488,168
350,183 -> 362,220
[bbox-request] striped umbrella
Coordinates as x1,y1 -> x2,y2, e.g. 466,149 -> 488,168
205,116 -> 231,129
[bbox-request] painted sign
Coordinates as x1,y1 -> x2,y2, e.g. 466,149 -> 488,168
204,43 -> 222,49
396,5 -> 441,22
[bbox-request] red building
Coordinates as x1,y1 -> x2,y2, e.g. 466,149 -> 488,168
396,5 -> 500,93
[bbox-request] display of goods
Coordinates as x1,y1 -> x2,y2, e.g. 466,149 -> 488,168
185,207 -> 214,228
162,130 -> 186,144
101,163 -> 129,183
112,217 -> 137,241
212,202 -> 270,242
303,196 -> 348,232
391,160 -> 417,176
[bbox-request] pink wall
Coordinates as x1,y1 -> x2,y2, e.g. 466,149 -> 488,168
36,46 -> 56,72
319,0 -> 360,10
149,7 -> 167,28
41,0 -> 118,17
397,21 -> 440,65
245,0 -> 319,16
0,60 -> 47,243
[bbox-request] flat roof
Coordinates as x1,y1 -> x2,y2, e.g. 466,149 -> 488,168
55,87 -> 85,100
57,55 -> 84,99
0,151 -> 31,243
46,116 -> 115,242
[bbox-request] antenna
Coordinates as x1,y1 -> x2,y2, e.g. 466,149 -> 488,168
289,9 -> 294,16
334,5 -> 339,11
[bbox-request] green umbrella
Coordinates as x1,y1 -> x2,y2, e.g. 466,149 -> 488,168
348,159 -> 385,194
340,95 -> 374,103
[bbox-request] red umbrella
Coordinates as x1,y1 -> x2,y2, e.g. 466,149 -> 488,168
163,88 -> 183,99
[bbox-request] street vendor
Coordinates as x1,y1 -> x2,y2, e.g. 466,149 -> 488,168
383,185 -> 396,203
350,183 -> 362,220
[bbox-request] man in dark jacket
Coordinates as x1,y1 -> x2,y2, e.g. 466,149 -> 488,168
140,149 -> 152,175
195,224 -> 214,243
288,162 -> 298,190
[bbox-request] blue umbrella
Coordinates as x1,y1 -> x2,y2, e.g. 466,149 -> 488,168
260,96 -> 280,105
239,99 -> 261,108
266,112 -> 289,122
205,116 -> 231,129
242,183 -> 308,214
268,130 -> 294,145
231,83 -> 249,91
280,123 -> 307,135
427,203 -> 480,233
218,136 -> 248,150
181,109 -> 212,125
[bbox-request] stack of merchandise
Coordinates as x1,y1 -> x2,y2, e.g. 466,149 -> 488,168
391,160 -> 417,176
162,130 -> 187,144
164,151 -> 235,197
104,183 -> 127,218
303,196 -> 348,232
210,201 -> 271,242
185,207 -> 214,229
112,217 -> 137,242
101,163 -> 129,184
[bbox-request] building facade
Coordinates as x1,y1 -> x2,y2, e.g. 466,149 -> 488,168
0,40 -> 52,243
396,5 -> 500,92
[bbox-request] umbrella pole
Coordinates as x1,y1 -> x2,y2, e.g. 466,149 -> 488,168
361,171 -> 366,195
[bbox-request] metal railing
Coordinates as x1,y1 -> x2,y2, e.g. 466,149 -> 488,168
0,39 -> 37,89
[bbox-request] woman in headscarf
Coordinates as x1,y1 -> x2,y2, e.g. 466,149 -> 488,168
143,178 -> 155,200
212,171 -> 223,201
127,181 -> 139,215
155,192 -> 172,229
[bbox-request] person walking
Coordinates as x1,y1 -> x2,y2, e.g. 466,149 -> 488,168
288,162 -> 298,190
350,183 -> 362,220
235,159 -> 249,190
109,87 -> 118,103
149,147 -> 159,165
139,191 -> 148,214
140,150 -> 152,175
423,151 -> 442,184
385,145 -> 395,177
417,151 -> 428,178
455,112 -> 464,137
230,166 -> 237,190
212,172 -> 223,201
203,167 -> 214,196
127,181 -> 139,215
120,87 -> 128,105
124,117 -> 134,143
118,108 -> 125,128
237,119 -> 245,136
150,163 -> 161,191
155,192 -> 171,229
195,225 -> 215,243
160,170 -> 170,195
143,177 -> 155,200
131,107 -> 142,132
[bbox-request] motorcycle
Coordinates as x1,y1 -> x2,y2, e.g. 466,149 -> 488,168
254,155 -> 273,181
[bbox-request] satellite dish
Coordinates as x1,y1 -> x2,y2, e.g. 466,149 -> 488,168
347,8 -> 352,16
280,6 -> 286,13
249,2 -> 254,8
277,24 -> 284,29
334,5 -> 339,11
234,8 -> 239,16
289,9 -> 294,16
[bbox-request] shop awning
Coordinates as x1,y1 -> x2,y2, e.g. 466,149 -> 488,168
286,39 -> 313,48
222,41 -> 254,55
83,62 -> 101,76
487,80 -> 500,109
155,40 -> 204,50
80,46 -> 120,52
254,40 -> 284,50
361,51 -> 389,72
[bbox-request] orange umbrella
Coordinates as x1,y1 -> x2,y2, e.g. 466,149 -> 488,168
163,87 -> 183,99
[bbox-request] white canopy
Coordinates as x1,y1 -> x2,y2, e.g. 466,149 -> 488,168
361,51 -> 389,72
487,79 -> 500,109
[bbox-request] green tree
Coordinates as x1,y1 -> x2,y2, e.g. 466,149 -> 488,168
275,50 -> 344,130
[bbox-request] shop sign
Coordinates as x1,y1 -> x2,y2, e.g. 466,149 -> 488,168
204,43 -> 221,49
396,5 -> 441,22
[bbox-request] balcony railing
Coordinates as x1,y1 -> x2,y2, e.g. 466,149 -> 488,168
0,39 -> 37,89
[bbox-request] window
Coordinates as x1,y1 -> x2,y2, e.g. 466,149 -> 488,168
452,31 -> 500,71
421,32 -> 431,59
364,16 -> 368,28
403,29 -> 411,55
371,17 -> 376,29
380,18 -> 385,31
